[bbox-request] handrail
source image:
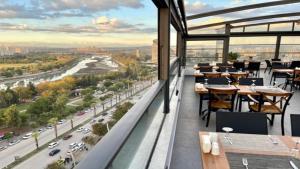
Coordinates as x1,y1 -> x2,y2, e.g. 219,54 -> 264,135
76,80 -> 166,169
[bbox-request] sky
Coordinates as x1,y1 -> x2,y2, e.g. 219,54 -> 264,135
0,0 -> 299,47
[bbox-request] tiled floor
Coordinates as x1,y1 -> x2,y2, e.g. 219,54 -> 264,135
170,69 -> 300,169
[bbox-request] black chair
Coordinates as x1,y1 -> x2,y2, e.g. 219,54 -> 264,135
219,67 -> 237,72
239,78 -> 264,86
198,63 -> 210,66
233,61 -> 245,71
207,77 -> 228,85
271,58 -> 281,61
291,114 -> 300,137
247,62 -> 261,77
216,111 -> 268,135
289,61 -> 300,69
265,60 -> 272,74
269,63 -> 288,85
199,66 -> 213,72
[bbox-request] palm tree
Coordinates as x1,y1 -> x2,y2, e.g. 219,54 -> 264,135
32,131 -> 39,149
48,117 -> 58,139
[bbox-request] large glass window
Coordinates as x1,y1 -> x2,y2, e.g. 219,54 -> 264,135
279,36 -> 300,61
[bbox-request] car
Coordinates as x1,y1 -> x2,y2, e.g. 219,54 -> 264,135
8,140 -> 20,146
98,118 -> 104,123
48,142 -> 59,149
58,119 -> 65,125
76,127 -> 84,132
69,142 -> 77,149
49,149 -> 60,156
0,146 -> 7,151
83,128 -> 90,134
22,132 -> 32,139
77,142 -> 85,148
38,128 -> 45,133
102,112 -> 108,116
76,111 -> 85,116
47,125 -> 53,129
71,146 -> 79,152
63,134 -> 72,140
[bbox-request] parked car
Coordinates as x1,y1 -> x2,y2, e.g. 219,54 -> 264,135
48,142 -> 59,149
76,127 -> 84,132
47,125 -> 53,129
8,140 -> 21,146
58,119 -> 65,125
98,118 -> 104,123
63,134 -> 72,140
49,149 -> 60,156
76,111 -> 85,116
69,142 -> 77,149
0,146 -> 7,151
22,132 -> 33,139
38,128 -> 45,133
83,128 -> 90,134
102,112 -> 108,116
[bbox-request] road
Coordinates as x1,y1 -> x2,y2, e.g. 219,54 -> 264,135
0,80 -> 152,169
13,90 -> 147,169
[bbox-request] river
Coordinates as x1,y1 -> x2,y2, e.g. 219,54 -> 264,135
0,55 -> 118,90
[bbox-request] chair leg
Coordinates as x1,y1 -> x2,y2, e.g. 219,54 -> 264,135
206,111 -> 211,127
281,115 -> 285,135
270,114 -> 275,126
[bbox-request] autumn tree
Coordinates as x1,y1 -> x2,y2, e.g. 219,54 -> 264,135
3,104 -> 21,127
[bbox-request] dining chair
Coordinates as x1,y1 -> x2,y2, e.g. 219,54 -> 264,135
271,58 -> 281,61
290,114 -> 300,137
269,63 -> 289,85
207,77 -> 228,85
198,63 -> 210,66
247,62 -> 261,77
284,69 -> 300,91
289,61 -> 300,69
204,87 -> 239,127
247,91 -> 294,135
265,60 -> 272,74
233,61 -> 245,71
199,66 -> 213,72
216,111 -> 268,135
219,67 -> 237,72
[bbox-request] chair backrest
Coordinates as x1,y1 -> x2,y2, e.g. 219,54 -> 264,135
257,91 -> 293,115
199,66 -> 213,72
290,114 -> 300,137
233,61 -> 245,70
272,58 -> 281,61
204,72 -> 221,78
239,78 -> 264,86
248,62 -> 261,71
290,61 -> 300,69
207,88 -> 239,111
265,60 -> 272,67
198,63 -> 210,66
219,67 -> 237,72
272,62 -> 285,69
216,111 -> 268,135
207,77 -> 228,85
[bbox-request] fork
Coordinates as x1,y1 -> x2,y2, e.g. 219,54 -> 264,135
242,158 -> 249,169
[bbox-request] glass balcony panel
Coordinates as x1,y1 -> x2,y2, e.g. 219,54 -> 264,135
109,88 -> 165,169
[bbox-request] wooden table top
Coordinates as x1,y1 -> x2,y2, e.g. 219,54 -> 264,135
199,132 -> 298,169
272,69 -> 294,73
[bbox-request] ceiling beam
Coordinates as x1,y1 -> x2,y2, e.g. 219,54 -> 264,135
186,0 -> 300,20
177,0 -> 188,35
188,12 -> 300,31
232,19 -> 300,29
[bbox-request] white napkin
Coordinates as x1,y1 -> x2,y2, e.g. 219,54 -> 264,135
211,142 -> 220,156
201,135 -> 212,153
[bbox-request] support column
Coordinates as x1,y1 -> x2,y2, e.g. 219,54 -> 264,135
177,31 -> 183,76
223,24 -> 230,63
158,6 -> 170,113
274,35 -> 281,59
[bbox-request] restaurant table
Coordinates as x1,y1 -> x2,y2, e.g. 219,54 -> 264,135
235,85 -> 290,112
194,64 -> 219,70
199,132 -> 300,169
194,70 -> 248,78
270,69 -> 294,85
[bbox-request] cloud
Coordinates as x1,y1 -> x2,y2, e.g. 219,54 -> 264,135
184,0 -> 219,15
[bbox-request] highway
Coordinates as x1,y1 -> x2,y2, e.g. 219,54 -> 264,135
0,81 -> 151,168
13,90 -> 146,169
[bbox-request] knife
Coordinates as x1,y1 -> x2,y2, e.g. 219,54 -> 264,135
290,160 -> 299,169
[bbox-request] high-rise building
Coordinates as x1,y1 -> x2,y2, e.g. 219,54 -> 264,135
152,39 -> 158,64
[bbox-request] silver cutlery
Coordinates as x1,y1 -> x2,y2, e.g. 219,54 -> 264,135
290,160 -> 299,169
242,158 -> 249,169
268,135 -> 278,144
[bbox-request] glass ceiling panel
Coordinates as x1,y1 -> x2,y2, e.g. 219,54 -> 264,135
186,1 -> 300,31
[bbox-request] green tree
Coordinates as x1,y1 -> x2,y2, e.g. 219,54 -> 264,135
113,102 -> 133,121
3,104 -> 21,127
32,131 -> 39,149
48,117 -> 58,139
46,161 -> 66,169
92,123 -> 108,136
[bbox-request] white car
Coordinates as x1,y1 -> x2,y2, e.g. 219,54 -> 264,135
48,142 -> 59,149
58,119 -> 65,125
77,142 -> 85,150
83,128 -> 90,134
8,140 -> 21,146
71,146 -> 79,152
22,132 -> 33,139
0,146 -> 7,151
69,142 -> 77,149
76,127 -> 84,132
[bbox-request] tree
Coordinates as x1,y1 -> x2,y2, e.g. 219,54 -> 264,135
28,82 -> 37,96
32,131 -> 39,149
112,102 -> 133,121
3,104 -> 21,127
48,117 -> 58,139
92,123 -> 108,136
46,161 -> 66,169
